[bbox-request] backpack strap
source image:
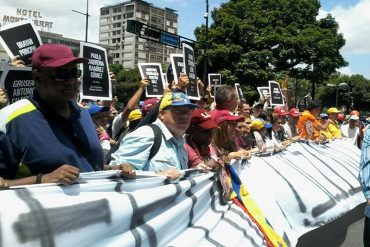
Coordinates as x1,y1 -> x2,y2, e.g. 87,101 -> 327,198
147,123 -> 163,160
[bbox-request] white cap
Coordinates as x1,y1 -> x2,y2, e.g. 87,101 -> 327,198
349,115 -> 359,120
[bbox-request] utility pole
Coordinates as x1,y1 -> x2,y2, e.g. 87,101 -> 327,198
203,0 -> 209,86
72,0 -> 90,42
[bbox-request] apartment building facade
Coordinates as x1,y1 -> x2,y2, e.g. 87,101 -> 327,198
99,0 -> 179,68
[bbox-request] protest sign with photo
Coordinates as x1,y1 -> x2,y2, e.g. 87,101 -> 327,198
0,66 -> 34,104
138,63 -> 165,98
182,43 -> 200,100
170,54 -> 184,85
80,42 -> 111,101
257,87 -> 270,98
234,83 -> 245,100
208,73 -> 221,98
0,20 -> 42,65
268,81 -> 284,106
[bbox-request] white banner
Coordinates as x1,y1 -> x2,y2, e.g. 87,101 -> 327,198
0,140 -> 363,247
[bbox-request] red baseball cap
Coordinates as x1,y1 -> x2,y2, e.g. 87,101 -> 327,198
142,98 -> 159,116
191,109 -> 218,129
288,108 -> 300,117
274,107 -> 289,116
212,110 -> 244,125
32,44 -> 87,69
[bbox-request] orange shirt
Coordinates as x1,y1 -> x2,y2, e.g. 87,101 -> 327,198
297,110 -> 320,140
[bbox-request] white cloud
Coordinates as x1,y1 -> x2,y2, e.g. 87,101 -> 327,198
326,0 -> 370,54
336,66 -> 353,76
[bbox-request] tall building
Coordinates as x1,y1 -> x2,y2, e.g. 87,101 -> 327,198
99,0 -> 179,68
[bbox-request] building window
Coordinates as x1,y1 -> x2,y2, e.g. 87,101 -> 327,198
126,5 -> 134,11
101,9 -> 109,15
126,12 -> 134,19
112,22 -> 121,28
113,7 -> 122,13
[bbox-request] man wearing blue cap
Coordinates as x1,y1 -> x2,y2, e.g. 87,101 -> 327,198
110,92 -> 198,180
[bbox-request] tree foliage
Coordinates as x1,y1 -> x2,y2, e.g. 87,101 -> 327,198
316,73 -> 370,113
113,67 -> 142,105
194,0 -> 347,101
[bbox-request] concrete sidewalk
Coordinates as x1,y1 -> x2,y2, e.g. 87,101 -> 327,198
297,203 -> 365,247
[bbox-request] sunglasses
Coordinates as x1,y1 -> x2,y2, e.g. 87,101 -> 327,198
43,67 -> 82,82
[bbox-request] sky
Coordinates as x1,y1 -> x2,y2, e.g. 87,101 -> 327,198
1,0 -> 369,79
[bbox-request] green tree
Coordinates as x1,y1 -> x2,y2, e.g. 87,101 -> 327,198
115,68 -> 142,105
316,73 -> 370,113
109,64 -> 123,75
195,0 -> 347,100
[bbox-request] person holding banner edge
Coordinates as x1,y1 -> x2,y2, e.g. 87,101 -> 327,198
0,44 -> 134,186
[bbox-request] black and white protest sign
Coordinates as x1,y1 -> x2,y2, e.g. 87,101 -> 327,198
234,83 -> 245,100
166,64 -> 174,88
257,87 -> 270,98
0,20 -> 42,65
208,73 -> 221,98
80,42 -> 111,100
182,43 -> 200,100
170,54 -> 184,85
269,81 -> 284,106
0,66 -> 34,103
138,63 -> 165,98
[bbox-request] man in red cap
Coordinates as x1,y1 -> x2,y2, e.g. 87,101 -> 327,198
283,108 -> 300,140
0,44 -> 134,186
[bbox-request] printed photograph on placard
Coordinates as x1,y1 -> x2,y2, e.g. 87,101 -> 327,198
80,42 -> 111,100
234,83 -> 245,100
138,63 -> 165,98
0,20 -> 42,65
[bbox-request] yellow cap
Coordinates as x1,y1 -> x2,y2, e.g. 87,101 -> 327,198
327,107 -> 340,114
250,119 -> 265,130
128,109 -> 142,122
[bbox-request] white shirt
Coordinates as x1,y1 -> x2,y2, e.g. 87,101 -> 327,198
341,123 -> 360,146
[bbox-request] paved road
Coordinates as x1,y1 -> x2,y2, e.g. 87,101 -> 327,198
297,203 -> 365,247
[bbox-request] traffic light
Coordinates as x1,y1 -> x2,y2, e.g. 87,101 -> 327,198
144,28 -> 161,39
126,20 -> 143,35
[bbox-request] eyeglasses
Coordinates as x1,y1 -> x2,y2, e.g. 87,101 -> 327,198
276,122 -> 283,124
43,67 -> 82,82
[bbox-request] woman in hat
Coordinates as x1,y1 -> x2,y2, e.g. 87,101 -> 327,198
212,110 -> 251,162
185,109 -> 221,170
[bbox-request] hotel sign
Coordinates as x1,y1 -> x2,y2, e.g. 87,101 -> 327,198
2,8 -> 53,30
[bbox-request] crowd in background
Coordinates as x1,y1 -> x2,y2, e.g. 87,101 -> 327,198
0,44 -> 369,190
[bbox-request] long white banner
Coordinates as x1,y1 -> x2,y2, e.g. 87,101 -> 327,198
0,140 -> 364,247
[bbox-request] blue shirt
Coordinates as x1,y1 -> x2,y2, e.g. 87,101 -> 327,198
110,119 -> 188,172
359,127 -> 370,202
0,91 -> 103,178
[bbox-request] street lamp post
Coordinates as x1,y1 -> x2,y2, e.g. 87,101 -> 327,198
327,82 -> 347,108
203,0 -> 209,86
72,0 -> 90,42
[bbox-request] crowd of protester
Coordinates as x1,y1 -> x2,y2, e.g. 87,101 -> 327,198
0,44 -> 368,191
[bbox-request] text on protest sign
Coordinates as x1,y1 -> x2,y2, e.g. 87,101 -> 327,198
182,43 -> 200,100
80,42 -> 111,100
138,63 -> 164,98
170,54 -> 185,85
269,81 -> 284,106
0,20 -> 42,65
0,66 -> 34,103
